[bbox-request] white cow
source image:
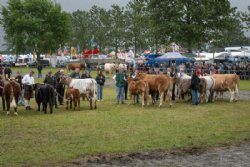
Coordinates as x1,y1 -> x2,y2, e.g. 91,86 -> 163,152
200,76 -> 215,103
60,76 -> 97,109
104,63 -> 116,75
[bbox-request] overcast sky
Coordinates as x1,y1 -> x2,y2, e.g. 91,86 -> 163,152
0,0 -> 249,49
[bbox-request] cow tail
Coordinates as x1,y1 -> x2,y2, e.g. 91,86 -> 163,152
10,85 -> 17,108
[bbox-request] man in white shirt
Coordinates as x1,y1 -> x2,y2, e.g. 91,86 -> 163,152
22,70 -> 35,110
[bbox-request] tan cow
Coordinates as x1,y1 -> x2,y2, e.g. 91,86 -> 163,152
211,74 -> 239,102
104,63 -> 116,76
67,62 -> 85,72
127,77 -> 149,107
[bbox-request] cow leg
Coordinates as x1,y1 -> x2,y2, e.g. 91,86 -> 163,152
70,100 -> 72,109
141,93 -> 145,107
37,102 -> 41,111
78,99 -> 80,110
6,99 -> 10,114
94,99 -> 97,109
66,100 -> 69,110
90,99 -> 93,110
14,107 -> 18,116
167,90 -> 173,108
43,103 -> 47,114
73,100 -> 76,110
49,102 -> 53,114
159,92 -> 164,107
229,89 -> 234,102
2,96 -> 5,111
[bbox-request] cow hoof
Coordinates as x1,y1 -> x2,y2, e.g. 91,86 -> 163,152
6,111 -> 10,115
14,112 -> 18,116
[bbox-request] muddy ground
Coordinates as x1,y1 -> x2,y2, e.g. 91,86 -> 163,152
60,140 -> 249,167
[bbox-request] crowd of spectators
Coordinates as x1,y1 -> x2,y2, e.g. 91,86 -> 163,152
135,61 -> 250,80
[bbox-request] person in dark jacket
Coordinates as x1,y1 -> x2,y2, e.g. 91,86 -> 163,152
81,70 -> 92,79
44,71 -> 58,108
95,70 -> 105,101
44,71 -> 56,88
123,70 -> 128,100
113,68 -> 126,104
190,71 -> 200,105
70,68 -> 81,79
4,65 -> 12,79
54,69 -> 65,105
37,62 -> 43,78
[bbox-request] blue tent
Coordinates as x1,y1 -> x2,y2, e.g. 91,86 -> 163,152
147,52 -> 191,66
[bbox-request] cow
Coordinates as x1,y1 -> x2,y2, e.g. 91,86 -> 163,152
104,63 -> 116,76
211,74 -> 239,102
59,76 -> 97,109
127,77 -> 149,107
67,62 -> 85,72
34,83 -> 56,114
65,87 -> 80,110
199,76 -> 215,103
155,75 -> 174,107
3,78 -> 21,115
137,72 -> 159,105
174,77 -> 192,101
137,73 -> 173,107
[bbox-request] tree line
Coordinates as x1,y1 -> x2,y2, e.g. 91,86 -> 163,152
1,0 -> 249,59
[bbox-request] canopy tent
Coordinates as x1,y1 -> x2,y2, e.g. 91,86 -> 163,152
147,52 -> 191,66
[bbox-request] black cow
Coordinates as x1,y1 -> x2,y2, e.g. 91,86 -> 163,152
35,83 -> 56,114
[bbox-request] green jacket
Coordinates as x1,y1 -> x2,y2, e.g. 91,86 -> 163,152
115,73 -> 125,87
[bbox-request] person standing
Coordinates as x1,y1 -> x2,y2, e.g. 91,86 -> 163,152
190,71 -> 200,105
113,68 -> 126,104
15,71 -> 25,106
54,69 -> 65,105
95,70 -> 105,101
22,70 -> 35,110
4,65 -> 12,79
44,71 -> 58,108
81,70 -> 92,79
70,68 -> 81,79
37,62 -> 43,78
0,75 -> 5,110
123,70 -> 128,100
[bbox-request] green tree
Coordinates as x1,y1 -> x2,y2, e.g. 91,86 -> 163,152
125,0 -> 149,56
148,0 -> 242,52
1,0 -> 71,59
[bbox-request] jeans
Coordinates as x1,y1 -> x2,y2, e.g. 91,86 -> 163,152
38,73 -> 42,78
97,85 -> 103,100
191,89 -> 199,105
116,86 -> 124,103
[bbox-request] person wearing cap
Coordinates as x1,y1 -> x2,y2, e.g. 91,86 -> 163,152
190,71 -> 200,105
54,69 -> 65,105
22,70 -> 35,110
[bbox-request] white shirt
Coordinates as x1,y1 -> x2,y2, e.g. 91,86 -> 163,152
22,74 -> 35,85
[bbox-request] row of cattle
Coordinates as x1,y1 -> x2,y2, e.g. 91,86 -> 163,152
127,73 -> 239,107
0,76 -> 97,115
66,62 -> 127,73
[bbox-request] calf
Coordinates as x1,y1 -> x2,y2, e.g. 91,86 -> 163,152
65,87 -> 80,110
35,83 -> 56,114
127,77 -> 149,107
3,78 -> 21,115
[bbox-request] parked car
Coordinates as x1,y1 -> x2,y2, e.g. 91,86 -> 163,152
56,61 -> 67,68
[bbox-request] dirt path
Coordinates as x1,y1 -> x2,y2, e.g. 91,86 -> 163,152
61,141 -> 250,167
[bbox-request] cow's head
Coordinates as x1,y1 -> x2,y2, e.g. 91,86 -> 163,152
59,75 -> 71,85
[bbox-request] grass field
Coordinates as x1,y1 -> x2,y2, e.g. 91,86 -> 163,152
0,67 -> 250,166
0,85 -> 250,166
239,80 -> 250,91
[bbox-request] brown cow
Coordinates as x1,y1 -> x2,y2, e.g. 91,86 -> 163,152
3,78 -> 21,115
65,87 -> 80,110
67,62 -> 85,72
155,75 -> 173,107
137,72 -> 159,104
137,73 -> 173,107
211,74 -> 239,102
127,77 -> 149,107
